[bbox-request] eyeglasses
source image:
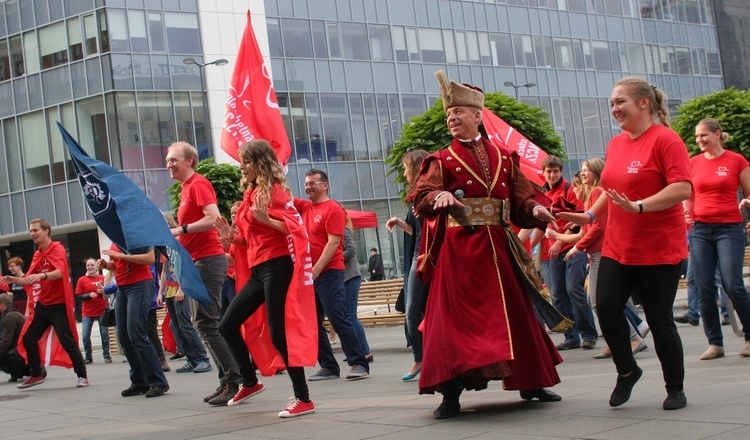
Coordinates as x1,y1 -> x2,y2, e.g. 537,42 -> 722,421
303,181 -> 327,188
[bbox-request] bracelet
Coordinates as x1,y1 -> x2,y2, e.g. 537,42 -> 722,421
636,200 -> 644,214
585,211 -> 594,224
181,224 -> 188,234
433,191 -> 447,203
43,272 -> 48,280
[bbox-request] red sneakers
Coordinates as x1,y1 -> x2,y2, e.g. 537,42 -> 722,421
227,382 -> 265,406
278,398 -> 315,418
17,375 -> 45,389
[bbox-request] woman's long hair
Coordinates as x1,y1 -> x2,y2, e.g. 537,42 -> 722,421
238,140 -> 293,202
581,157 -> 605,203
402,149 -> 430,196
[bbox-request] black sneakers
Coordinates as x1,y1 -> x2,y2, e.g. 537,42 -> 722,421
663,390 -> 687,410
609,365 -> 643,407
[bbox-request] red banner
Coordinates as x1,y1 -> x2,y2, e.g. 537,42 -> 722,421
481,107 -> 547,185
221,11 -> 291,165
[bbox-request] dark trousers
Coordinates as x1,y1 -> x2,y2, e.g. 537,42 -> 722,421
0,348 -> 28,379
192,254 -> 241,387
315,269 -> 367,376
218,256 -> 309,401
22,302 -> 87,378
146,309 -> 166,361
597,257 -> 684,392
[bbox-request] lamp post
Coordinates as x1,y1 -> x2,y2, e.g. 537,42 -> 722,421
503,81 -> 537,100
183,57 -> 229,151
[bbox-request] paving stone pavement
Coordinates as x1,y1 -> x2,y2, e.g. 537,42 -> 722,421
1,289 -> 749,439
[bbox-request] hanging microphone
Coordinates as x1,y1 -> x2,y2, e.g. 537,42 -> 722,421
453,189 -> 475,232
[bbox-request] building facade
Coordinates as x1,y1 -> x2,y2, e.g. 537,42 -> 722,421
0,0 -> 728,278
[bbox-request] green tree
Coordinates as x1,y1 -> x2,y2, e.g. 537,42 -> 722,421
166,158 -> 243,219
672,88 -> 750,157
385,93 -> 565,199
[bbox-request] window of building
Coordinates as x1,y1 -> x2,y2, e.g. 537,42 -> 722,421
106,9 -> 129,52
138,92 -> 177,168
692,47 -> 707,75
39,23 -> 69,70
67,17 -> 84,61
311,21 -> 328,58
321,93 -> 350,162
675,46 -> 692,74
280,19 -> 313,58
148,12 -> 165,52
326,22 -> 342,58
21,111 -> 52,188
10,35 -> 25,77
591,41 -> 611,70
23,31 -> 40,74
362,94 -> 382,160
128,10 -> 149,52
350,95 -> 367,161
706,50 -> 720,75
369,24 -> 393,61
164,12 -> 200,54
553,37 -> 574,69
341,23 -> 370,60
83,14 -> 99,55
419,28 -> 444,63
443,30 -> 457,63
4,118 -> 23,192
76,96 -> 110,164
0,40 -> 10,81
173,91 -> 194,145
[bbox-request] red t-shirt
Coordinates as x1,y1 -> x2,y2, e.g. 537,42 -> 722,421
690,150 -> 748,224
30,244 -> 68,306
295,198 -> 345,272
575,186 -> 606,253
541,178 -> 583,258
601,124 -> 691,265
75,274 -> 107,317
111,244 -> 153,286
178,173 -> 225,260
236,184 -> 293,269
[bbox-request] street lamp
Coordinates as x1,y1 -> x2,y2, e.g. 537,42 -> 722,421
183,57 -> 229,151
503,81 -> 537,100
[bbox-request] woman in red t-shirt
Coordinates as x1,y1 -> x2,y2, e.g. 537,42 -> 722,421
74,258 -> 108,363
560,77 -> 691,411
684,118 -> 750,361
215,140 -> 315,418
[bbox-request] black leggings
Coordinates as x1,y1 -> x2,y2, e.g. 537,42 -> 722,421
218,255 -> 309,401
596,257 -> 684,392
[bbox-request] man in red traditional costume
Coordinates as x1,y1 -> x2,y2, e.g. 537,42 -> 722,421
11,219 -> 88,389
413,71 -> 566,419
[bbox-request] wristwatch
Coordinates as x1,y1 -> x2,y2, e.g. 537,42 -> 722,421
181,224 -> 189,234
636,200 -> 643,214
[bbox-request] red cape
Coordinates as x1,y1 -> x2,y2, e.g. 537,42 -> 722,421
234,189 -> 318,376
17,241 -> 78,369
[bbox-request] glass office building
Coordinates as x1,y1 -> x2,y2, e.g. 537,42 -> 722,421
0,0 -> 726,276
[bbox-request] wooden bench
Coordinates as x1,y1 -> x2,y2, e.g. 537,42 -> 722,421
108,308 -> 167,356
324,278 -> 405,329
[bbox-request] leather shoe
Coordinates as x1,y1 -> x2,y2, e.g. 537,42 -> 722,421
556,342 -> 581,351
520,388 -> 562,402
121,385 -> 150,397
433,399 -> 460,419
674,314 -> 699,326
593,350 -> 612,359
609,365 -> 643,407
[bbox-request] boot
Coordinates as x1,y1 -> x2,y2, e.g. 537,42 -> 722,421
433,376 -> 463,419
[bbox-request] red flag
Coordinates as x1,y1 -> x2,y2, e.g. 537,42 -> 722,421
221,11 -> 291,165
481,107 -> 548,185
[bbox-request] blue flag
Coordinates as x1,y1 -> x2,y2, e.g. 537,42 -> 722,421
57,122 -> 209,305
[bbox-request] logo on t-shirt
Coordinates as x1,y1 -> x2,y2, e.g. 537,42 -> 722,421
627,160 -> 643,174
314,214 -> 323,223
716,166 -> 729,177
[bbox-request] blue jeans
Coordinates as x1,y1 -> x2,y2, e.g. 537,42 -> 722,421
344,276 -> 371,354
690,222 -> 750,346
405,255 -> 424,362
549,248 -> 598,344
115,280 -> 168,387
82,315 -> 110,360
314,269 -> 367,375
684,257 -> 700,320
166,296 -> 209,364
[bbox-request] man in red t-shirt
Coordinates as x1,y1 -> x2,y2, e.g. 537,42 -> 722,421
75,258 -> 109,363
10,219 -> 88,388
295,169 -> 369,381
166,142 -> 240,406
537,157 -> 597,351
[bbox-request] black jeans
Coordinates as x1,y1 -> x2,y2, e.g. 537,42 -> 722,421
597,257 -> 684,392
218,255 -> 309,402
22,303 -> 87,378
147,309 -> 166,361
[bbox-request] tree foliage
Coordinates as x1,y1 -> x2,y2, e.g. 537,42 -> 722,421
385,93 -> 565,199
672,88 -> 750,157
166,158 -> 243,219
